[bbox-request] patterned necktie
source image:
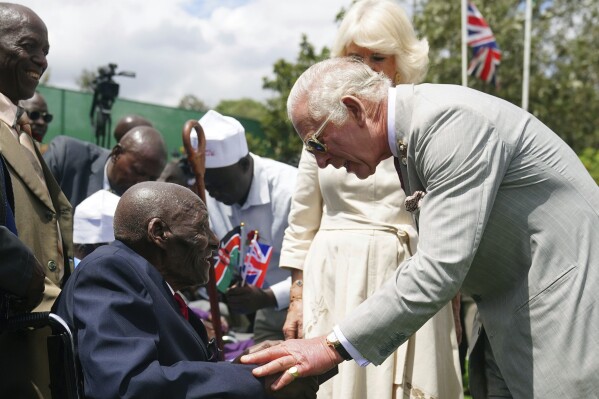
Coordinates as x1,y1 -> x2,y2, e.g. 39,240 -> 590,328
173,292 -> 189,320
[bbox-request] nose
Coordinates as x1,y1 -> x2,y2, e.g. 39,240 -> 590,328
313,153 -> 332,169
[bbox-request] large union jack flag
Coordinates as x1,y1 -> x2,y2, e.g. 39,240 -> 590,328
467,1 -> 501,86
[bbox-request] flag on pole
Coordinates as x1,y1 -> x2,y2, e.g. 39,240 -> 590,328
241,234 -> 272,288
214,226 -> 241,293
467,1 -> 501,86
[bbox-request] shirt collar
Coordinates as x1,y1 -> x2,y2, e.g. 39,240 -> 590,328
0,92 -> 21,131
103,159 -> 111,191
387,87 -> 398,157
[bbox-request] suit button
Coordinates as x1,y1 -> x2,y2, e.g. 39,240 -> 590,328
47,260 -> 57,271
472,294 -> 482,303
45,211 -> 54,222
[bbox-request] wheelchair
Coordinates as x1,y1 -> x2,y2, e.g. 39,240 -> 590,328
2,311 -> 84,398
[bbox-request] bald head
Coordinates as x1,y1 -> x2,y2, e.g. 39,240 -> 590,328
113,181 -> 214,290
114,181 -> 201,244
113,114 -> 153,142
107,126 -> 168,195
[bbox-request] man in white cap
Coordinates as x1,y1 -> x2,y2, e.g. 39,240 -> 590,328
200,110 -> 296,343
72,189 -> 120,264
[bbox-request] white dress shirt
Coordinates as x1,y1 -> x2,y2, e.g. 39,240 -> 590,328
206,153 -> 296,309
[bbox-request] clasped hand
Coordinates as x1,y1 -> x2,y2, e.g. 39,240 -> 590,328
240,336 -> 342,391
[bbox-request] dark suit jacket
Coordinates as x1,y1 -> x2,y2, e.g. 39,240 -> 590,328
53,241 -> 271,399
0,156 -> 39,300
43,136 -> 111,208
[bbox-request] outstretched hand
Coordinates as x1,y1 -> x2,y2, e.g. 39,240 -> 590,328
240,336 -> 343,391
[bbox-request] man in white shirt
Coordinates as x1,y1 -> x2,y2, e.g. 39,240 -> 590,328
200,110 -> 296,342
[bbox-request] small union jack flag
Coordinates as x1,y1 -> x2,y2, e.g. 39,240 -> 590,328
467,1 -> 501,86
241,238 -> 272,288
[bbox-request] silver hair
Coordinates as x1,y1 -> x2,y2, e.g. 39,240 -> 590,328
331,0 -> 429,84
287,57 -> 391,128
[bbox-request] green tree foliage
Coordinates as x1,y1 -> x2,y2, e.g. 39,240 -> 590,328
215,98 -> 268,122
260,34 -> 330,165
215,98 -> 270,154
579,148 -> 599,184
178,94 -> 209,112
413,0 -> 599,155
76,68 -> 97,92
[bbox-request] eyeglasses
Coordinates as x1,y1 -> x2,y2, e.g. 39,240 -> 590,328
27,111 -> 53,123
304,113 -> 333,154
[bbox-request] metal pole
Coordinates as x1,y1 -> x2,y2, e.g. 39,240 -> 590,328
462,0 -> 468,86
522,0 -> 533,110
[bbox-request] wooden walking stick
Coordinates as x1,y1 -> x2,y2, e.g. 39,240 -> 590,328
182,119 -> 224,360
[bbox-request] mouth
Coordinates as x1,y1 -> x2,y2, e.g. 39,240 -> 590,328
26,71 -> 41,81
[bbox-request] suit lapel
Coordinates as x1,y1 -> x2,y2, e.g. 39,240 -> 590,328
87,151 -> 110,197
0,123 -> 55,211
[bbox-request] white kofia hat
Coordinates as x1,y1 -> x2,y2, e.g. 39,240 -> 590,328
73,189 -> 120,244
199,110 -> 248,168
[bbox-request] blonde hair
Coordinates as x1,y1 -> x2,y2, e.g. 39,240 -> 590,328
332,0 -> 429,84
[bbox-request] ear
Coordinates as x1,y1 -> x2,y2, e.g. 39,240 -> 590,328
147,217 -> 170,249
238,154 -> 252,173
341,95 -> 367,127
110,144 -> 124,162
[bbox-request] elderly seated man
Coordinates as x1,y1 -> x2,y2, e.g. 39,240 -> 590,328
52,181 -> 317,399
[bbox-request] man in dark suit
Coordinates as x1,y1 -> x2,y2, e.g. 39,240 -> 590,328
43,126 -> 167,208
53,181 -> 317,398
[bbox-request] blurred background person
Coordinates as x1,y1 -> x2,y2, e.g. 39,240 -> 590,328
19,90 -> 52,153
113,114 -> 153,143
280,1 -> 462,398
43,126 -> 167,208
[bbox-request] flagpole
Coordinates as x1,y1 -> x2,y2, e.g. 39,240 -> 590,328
461,0 -> 468,86
522,0 -> 532,110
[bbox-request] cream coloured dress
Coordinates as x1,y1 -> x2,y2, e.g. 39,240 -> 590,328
280,150 -> 463,399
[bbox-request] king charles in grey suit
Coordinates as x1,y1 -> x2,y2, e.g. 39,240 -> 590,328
242,58 -> 599,398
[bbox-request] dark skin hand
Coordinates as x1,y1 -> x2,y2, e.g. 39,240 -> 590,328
225,284 -> 276,314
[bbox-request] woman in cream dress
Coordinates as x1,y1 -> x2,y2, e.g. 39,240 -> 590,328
280,1 -> 463,398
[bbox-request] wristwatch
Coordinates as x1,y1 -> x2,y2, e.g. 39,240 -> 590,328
326,331 -> 352,361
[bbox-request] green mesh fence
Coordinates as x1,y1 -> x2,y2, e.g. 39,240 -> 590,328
37,85 -> 265,158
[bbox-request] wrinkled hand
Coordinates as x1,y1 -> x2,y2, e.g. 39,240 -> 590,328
225,285 -> 275,314
265,373 -> 318,399
283,298 -> 303,339
240,336 -> 342,390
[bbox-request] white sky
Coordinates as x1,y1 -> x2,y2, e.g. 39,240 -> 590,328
17,0 -> 358,108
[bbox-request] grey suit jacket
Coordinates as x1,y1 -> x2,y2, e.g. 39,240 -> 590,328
339,84 -> 599,398
43,135 -> 111,208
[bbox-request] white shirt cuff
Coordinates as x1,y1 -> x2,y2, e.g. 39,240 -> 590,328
270,277 -> 291,310
333,325 -> 370,367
